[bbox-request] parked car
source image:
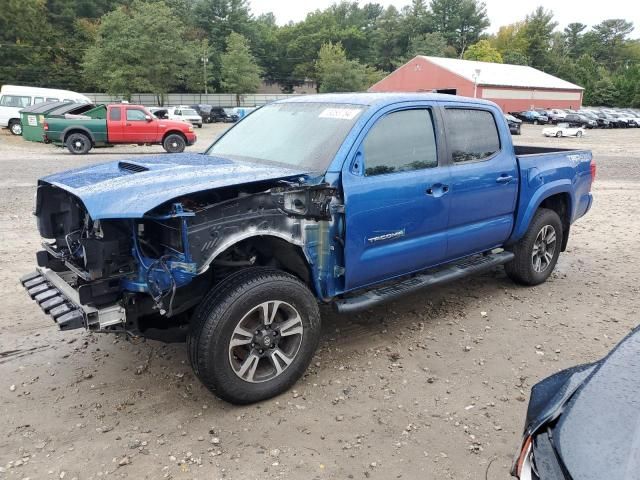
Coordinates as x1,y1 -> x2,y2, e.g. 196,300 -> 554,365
0,84 -> 91,135
210,106 -> 239,123
505,114 -> 522,135
512,325 -> 640,480
190,104 -> 214,123
618,110 -> 640,127
599,112 -> 627,128
547,109 -> 567,123
20,93 -> 594,404
42,104 -> 197,154
167,106 -> 203,128
513,110 -> 549,125
564,113 -> 597,129
543,123 -> 586,138
579,111 -> 610,128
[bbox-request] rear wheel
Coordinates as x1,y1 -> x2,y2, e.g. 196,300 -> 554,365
505,208 -> 562,286
163,133 -> 186,153
533,119 -> 539,125
188,268 -> 321,404
9,120 -> 22,136
65,132 -> 92,154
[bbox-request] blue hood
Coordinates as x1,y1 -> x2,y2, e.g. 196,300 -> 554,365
41,154 -> 310,219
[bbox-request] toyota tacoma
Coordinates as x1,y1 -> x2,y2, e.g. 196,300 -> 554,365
21,93 -> 595,404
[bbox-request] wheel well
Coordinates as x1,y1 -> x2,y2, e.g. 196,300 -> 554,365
539,193 -> 570,251
163,130 -> 186,142
64,128 -> 93,144
212,236 -> 312,287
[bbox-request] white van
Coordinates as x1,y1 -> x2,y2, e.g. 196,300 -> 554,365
0,85 -> 91,135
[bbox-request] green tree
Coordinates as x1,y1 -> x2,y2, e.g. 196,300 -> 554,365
83,1 -> 199,101
591,19 -> 635,70
463,39 -> 503,62
403,32 -> 448,61
502,50 -> 529,65
316,42 -> 382,93
520,7 -> 557,70
221,32 -> 262,105
430,0 -> 489,55
563,22 -> 587,58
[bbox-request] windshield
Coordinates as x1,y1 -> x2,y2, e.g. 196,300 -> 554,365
207,102 -> 365,172
182,109 -> 198,116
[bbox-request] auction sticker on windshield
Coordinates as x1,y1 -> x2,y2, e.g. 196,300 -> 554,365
319,108 -> 361,120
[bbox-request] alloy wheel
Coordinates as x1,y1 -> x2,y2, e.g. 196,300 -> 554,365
531,225 -> 557,273
229,300 -> 304,383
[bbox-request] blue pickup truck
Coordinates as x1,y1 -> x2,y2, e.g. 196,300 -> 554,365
22,93 -> 594,404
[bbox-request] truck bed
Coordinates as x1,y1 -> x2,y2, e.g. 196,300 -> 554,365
510,145 -> 594,245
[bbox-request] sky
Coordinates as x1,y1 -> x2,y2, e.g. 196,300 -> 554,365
250,0 -> 640,35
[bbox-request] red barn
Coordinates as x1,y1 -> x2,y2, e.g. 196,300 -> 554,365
369,56 -> 584,112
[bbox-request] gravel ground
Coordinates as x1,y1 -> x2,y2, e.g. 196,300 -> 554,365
1,124 -> 639,480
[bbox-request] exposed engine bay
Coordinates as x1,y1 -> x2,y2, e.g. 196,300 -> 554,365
30,178 -> 341,338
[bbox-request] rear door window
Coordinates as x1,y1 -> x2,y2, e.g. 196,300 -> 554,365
362,109 -> 438,176
109,107 -> 122,121
444,109 -> 500,163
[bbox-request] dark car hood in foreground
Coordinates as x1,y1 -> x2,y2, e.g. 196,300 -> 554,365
40,154 -> 310,220
553,326 -> 640,479
526,325 -> 640,479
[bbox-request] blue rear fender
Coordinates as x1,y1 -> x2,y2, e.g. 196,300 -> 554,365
509,179 -> 574,244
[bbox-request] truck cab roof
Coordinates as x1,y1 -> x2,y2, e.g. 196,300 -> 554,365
276,92 -> 496,108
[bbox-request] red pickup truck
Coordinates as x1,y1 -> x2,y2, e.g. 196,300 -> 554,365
44,104 -> 198,154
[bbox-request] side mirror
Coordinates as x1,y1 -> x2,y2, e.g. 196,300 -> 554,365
145,115 -> 152,121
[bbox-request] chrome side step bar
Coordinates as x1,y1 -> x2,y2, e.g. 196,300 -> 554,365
334,250 -> 514,314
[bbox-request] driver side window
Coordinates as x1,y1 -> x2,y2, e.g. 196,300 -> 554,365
362,109 -> 438,177
126,109 -> 146,121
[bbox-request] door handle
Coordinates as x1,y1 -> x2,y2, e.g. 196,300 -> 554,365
126,122 -> 132,126
426,184 -> 449,197
496,175 -> 514,184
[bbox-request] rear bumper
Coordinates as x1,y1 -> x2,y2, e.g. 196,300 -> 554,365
20,268 -> 126,331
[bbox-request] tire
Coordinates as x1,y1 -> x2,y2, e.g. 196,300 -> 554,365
162,133 -> 186,153
505,208 -> 563,286
197,124 -> 202,128
65,132 -> 92,154
9,120 -> 22,136
533,119 -> 539,125
555,131 -> 562,138
576,131 -> 583,138
188,267 -> 321,404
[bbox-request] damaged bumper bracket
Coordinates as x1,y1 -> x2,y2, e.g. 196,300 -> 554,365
20,268 -> 126,331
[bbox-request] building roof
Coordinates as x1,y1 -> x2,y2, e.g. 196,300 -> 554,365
420,56 -> 584,91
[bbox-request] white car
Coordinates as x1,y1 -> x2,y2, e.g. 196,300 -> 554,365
543,123 -> 586,138
167,106 -> 202,128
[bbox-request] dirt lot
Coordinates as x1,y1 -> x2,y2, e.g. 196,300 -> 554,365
1,124 -> 639,480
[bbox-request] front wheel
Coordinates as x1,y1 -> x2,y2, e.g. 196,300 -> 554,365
533,119 -> 539,125
188,268 -> 321,404
555,131 -> 562,138
576,131 -> 583,138
163,133 -> 186,153
505,208 -> 563,286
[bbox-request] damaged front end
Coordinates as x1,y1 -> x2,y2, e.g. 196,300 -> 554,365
22,177 -> 342,338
